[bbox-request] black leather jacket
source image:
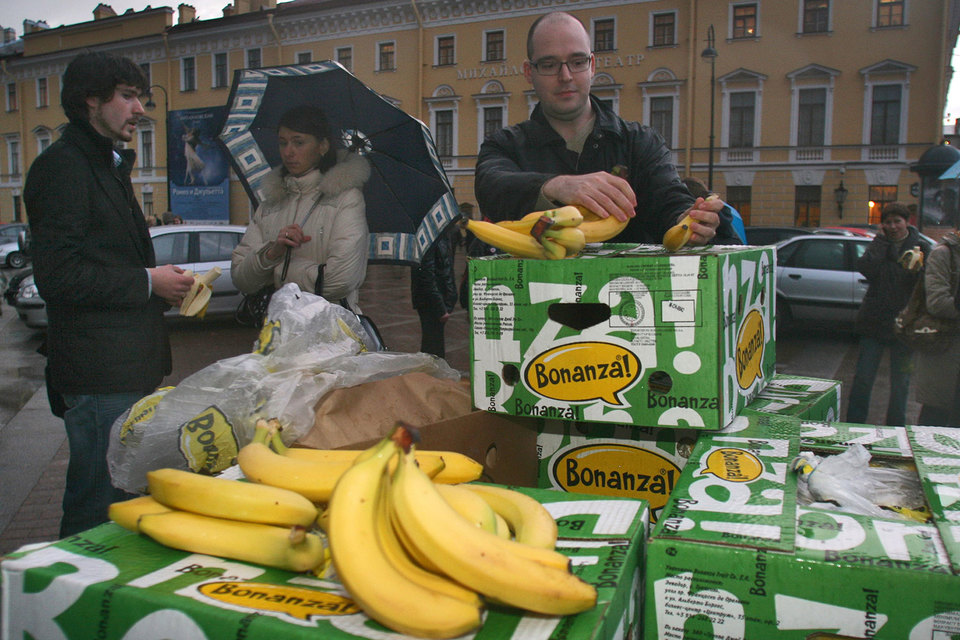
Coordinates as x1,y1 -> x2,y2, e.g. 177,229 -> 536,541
475,96 -> 740,244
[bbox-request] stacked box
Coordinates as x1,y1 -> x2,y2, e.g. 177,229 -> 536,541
2,487 -> 649,640
644,417 -> 960,640
469,244 -> 776,430
740,374 -> 841,421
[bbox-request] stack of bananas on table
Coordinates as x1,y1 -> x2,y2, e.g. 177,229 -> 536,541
460,204 -> 628,260
110,418 -> 595,638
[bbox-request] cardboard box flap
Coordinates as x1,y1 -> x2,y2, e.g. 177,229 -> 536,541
797,421 -> 914,457
906,426 -> 960,574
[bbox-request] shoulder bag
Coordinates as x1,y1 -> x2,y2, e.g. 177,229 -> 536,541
895,248 -> 957,351
235,245 -> 292,328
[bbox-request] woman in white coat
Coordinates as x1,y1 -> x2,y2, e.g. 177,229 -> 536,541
231,105 -> 371,311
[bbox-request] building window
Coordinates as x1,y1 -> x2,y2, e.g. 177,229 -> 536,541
803,0 -> 830,33
593,19 -> 615,52
435,110 -> 453,157
868,185 -> 898,223
8,140 -> 20,176
652,12 -> 676,46
37,77 -> 48,108
142,191 -> 154,217
182,57 -> 197,92
877,0 -> 905,27
485,30 -> 505,62
650,96 -> 674,149
297,51 -> 312,65
483,107 -> 503,140
794,185 -> 822,227
336,47 -> 353,72
797,88 -> 826,147
732,3 -> 758,39
247,48 -> 262,69
378,42 -> 396,71
727,186 -> 752,225
140,130 -> 153,169
870,84 -> 901,145
213,53 -> 229,88
36,130 -> 51,155
6,83 -> 16,112
437,36 -> 455,66
729,91 -> 756,148
139,63 -> 151,87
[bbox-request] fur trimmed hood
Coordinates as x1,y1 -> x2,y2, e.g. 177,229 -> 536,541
260,149 -> 371,208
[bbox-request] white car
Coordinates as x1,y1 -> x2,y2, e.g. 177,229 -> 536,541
14,224 -> 248,328
0,240 -> 28,269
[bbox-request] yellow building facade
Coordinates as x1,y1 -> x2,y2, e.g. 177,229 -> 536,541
1,0 -> 958,230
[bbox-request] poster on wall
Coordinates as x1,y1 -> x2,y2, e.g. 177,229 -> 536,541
166,106 -> 230,223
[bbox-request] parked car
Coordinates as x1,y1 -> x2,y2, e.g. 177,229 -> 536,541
3,266 -> 33,306
743,226 -> 814,246
775,234 -> 873,331
0,222 -> 27,243
13,224 -> 248,329
0,240 -> 28,268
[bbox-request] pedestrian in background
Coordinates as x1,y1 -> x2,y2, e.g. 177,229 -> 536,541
914,227 -> 960,426
23,51 -> 195,537
681,176 -> 747,243
846,202 -> 931,425
411,234 -> 458,358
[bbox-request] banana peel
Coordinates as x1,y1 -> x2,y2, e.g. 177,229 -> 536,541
180,267 -> 222,317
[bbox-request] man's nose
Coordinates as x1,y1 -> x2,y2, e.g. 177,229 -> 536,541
557,62 -> 575,80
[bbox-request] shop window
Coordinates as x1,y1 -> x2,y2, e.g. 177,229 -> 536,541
868,185 -> 897,224
727,186 -> 752,225
794,185 -> 822,227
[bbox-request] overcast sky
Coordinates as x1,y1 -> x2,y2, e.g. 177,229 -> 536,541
4,1 -> 960,127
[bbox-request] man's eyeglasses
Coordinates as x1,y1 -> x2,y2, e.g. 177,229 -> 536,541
530,55 -> 593,76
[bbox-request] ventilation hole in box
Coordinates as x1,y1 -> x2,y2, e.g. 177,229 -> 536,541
547,302 -> 611,331
484,443 -> 498,469
648,370 -> 673,394
502,364 -> 520,386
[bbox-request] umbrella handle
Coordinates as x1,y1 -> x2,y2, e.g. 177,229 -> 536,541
281,246 -> 291,280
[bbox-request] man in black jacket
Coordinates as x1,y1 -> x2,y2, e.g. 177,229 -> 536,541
476,11 -> 736,245
24,51 -> 195,537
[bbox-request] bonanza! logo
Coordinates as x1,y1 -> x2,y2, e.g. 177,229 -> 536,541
197,582 -> 359,620
523,342 -> 640,406
698,447 -> 763,482
178,406 -> 240,475
735,308 -> 765,389
118,387 -> 172,445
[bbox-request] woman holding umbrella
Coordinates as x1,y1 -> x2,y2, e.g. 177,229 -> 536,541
231,105 -> 371,311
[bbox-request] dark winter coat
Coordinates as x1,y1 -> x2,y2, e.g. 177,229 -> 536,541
411,235 -> 458,317
475,96 -> 741,244
24,120 -> 170,395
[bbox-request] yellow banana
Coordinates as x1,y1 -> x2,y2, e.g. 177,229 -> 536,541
575,206 -> 629,242
237,439 -> 347,503
495,205 -> 584,233
543,226 -> 587,257
389,446 -> 597,616
662,213 -> 694,252
461,218 -> 547,259
109,495 -> 172,532
435,484 -> 499,533
462,483 -> 558,549
493,512 -> 512,540
326,430 -> 483,638
146,467 -> 319,528
137,510 -> 327,573
284,447 -> 482,484
180,267 -> 222,317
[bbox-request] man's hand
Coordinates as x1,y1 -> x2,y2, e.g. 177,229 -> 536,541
542,172 -> 637,222
683,197 -> 724,246
150,264 -> 196,307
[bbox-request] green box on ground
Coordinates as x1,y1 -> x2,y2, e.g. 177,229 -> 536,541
468,244 -> 776,430
644,417 -> 960,640
740,374 -> 841,421
2,487 -> 649,640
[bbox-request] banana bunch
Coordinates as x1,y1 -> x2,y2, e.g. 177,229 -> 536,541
108,467 -> 327,573
179,267 -> 222,317
323,423 -> 597,638
237,418 -> 484,504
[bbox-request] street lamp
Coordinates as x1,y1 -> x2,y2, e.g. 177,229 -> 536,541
144,84 -> 171,215
834,180 -> 848,219
701,25 -> 718,191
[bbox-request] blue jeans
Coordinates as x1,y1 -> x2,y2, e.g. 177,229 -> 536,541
846,336 -> 913,426
60,392 -> 141,538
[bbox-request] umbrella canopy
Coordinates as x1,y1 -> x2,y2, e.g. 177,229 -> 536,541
218,61 -> 459,265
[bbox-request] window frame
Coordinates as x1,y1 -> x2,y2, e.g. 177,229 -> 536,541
36,77 -> 49,109
212,52 -> 229,89
874,0 -> 906,28
435,34 -> 456,67
181,56 -> 197,92
592,17 -> 616,52
484,29 -> 505,62
800,0 -> 831,34
138,124 -> 155,173
336,46 -> 353,72
6,137 -> 20,178
296,51 -> 312,65
730,2 -> 759,40
650,11 -> 677,47
246,47 -> 262,70
5,82 -> 16,112
794,185 -> 823,227
377,40 -> 397,72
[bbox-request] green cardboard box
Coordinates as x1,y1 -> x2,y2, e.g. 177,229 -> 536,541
644,418 -> 960,639
2,487 -> 649,640
740,374 -> 841,421
468,244 -> 776,430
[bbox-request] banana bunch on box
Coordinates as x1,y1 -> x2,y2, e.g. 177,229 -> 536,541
461,203 -> 628,260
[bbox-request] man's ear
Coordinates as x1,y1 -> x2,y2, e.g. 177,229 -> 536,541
85,95 -> 100,115
522,60 -> 534,84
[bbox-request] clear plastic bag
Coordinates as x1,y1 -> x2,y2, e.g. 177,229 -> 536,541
107,284 -> 459,493
792,444 -> 926,520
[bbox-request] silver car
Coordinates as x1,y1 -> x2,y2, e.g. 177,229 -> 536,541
775,234 -> 872,330
14,224 -> 248,329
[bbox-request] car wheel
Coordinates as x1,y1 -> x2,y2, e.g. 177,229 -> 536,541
6,252 -> 25,269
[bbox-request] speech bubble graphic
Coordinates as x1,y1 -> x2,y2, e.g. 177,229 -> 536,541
735,308 -> 765,389
524,341 -> 640,405
699,447 -> 763,482
198,582 -> 360,620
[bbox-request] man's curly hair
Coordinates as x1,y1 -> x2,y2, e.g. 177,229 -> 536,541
61,51 -> 149,123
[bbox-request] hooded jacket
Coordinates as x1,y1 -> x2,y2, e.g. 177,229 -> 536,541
914,231 -> 960,409
231,149 -> 371,310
